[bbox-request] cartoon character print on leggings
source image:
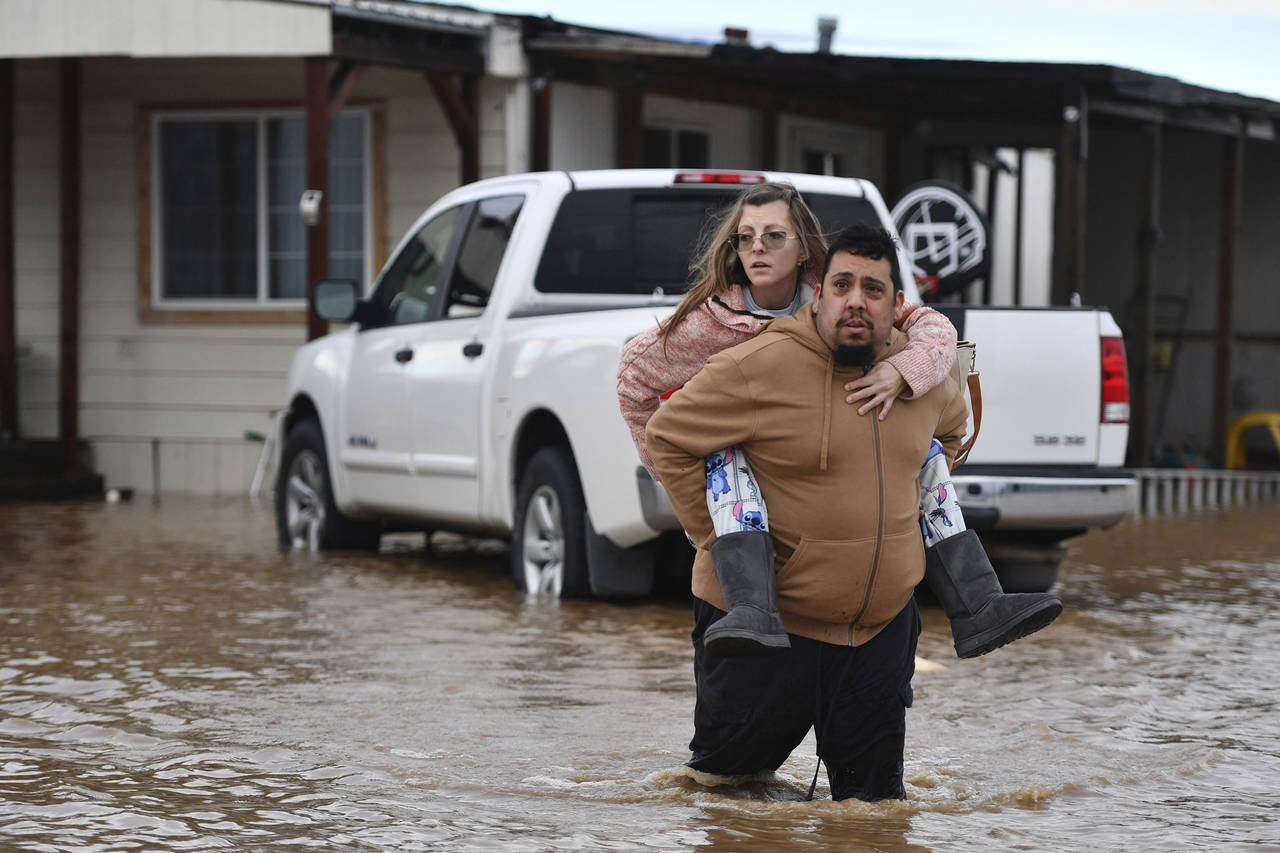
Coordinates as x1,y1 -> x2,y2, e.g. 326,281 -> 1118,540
919,438 -> 967,543
706,446 -> 769,535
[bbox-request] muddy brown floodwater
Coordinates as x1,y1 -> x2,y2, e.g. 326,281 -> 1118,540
0,496 -> 1278,851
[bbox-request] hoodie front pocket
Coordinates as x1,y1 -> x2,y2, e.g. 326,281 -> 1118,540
775,536 -> 878,625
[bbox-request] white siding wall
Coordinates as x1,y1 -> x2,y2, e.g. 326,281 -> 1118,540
11,56 -> 505,494
381,71 -> 512,252
645,95 -> 755,168
14,60 -> 61,440
480,78 -> 512,181
549,83 -> 614,171
0,0 -> 330,58
778,114 -> 884,185
80,58 -> 309,494
970,148 -> 1055,306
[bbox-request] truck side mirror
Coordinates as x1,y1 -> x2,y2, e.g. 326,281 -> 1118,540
314,279 -> 360,322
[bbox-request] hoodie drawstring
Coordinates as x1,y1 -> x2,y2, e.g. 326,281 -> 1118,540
819,351 -> 833,471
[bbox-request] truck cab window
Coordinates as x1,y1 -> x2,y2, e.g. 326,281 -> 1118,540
372,206 -> 463,326
444,195 -> 524,319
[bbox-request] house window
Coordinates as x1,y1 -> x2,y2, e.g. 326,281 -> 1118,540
641,127 -> 710,168
151,109 -> 370,309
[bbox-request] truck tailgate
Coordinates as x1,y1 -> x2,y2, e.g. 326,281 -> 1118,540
961,309 -> 1103,466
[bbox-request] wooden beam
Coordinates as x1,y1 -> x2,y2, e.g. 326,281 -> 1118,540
617,87 -> 642,168
328,61 -> 365,123
1129,123 -> 1162,467
882,119 -> 905,204
1159,330 -> 1280,345
0,59 -> 16,439
760,107 -> 778,171
1051,89 -> 1087,306
59,59 -> 82,471
1091,97 -> 1245,138
531,78 -> 551,173
982,152 -> 997,304
460,75 -> 478,185
425,71 -> 479,185
305,57 -> 330,342
332,31 -> 483,76
1212,130 -> 1244,467
1012,147 -> 1025,306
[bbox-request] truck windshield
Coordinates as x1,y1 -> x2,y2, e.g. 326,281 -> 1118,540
534,188 -> 880,296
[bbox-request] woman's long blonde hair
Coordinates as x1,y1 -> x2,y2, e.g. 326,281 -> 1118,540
659,182 -> 828,345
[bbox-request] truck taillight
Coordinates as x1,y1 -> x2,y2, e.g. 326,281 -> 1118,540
1101,337 -> 1130,423
673,171 -> 766,184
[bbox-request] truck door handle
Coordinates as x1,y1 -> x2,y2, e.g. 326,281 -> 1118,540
394,347 -> 414,363
462,342 -> 484,358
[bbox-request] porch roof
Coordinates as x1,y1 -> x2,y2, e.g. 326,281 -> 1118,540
523,19 -> 1280,140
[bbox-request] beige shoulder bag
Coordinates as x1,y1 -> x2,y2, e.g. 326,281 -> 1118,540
949,340 -> 982,470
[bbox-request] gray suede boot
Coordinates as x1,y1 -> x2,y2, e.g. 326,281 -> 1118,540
925,529 -> 1062,658
704,530 -> 791,657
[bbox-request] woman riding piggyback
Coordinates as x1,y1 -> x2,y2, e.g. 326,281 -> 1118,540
616,181 -> 1061,661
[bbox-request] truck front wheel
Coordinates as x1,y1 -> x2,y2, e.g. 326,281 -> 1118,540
512,445 -> 590,598
276,419 -> 381,551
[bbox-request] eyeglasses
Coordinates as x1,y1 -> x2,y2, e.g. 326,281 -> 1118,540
727,231 -> 802,252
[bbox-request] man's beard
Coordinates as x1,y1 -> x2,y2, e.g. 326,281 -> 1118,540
831,313 -> 877,368
832,343 -> 876,368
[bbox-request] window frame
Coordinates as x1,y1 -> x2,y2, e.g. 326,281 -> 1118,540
640,123 -> 711,169
363,192 -> 526,330
137,101 -> 386,325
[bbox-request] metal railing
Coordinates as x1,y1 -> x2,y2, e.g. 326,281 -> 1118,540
1135,468 -> 1280,515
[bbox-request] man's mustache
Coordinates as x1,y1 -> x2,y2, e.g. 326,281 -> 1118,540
836,313 -> 873,331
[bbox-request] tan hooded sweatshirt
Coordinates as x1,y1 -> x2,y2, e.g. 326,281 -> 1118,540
646,310 -> 970,647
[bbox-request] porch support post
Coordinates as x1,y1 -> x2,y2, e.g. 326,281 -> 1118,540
760,107 -> 778,171
1212,129 -> 1244,467
1129,122 -> 1162,467
531,77 -> 551,173
327,61 -> 364,122
305,57 -> 330,342
58,58 -> 82,471
0,59 -> 16,439
617,87 -> 641,168
425,71 -> 479,185
1052,88 -> 1087,305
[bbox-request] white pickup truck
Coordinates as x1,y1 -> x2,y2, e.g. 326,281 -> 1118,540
275,169 -> 1137,596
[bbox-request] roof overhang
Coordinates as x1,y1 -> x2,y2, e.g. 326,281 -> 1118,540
0,0 -> 332,59
0,0 -> 489,77
522,23 -> 1280,140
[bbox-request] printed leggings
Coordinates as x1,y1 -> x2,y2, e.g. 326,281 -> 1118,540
704,440 -> 965,544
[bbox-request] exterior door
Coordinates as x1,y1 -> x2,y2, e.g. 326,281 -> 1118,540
405,194 -> 525,523
339,204 -> 464,513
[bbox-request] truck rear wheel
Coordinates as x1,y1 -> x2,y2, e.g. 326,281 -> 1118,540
512,445 -> 590,598
276,419 -> 381,551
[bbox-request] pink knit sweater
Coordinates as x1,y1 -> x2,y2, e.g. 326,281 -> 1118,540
617,284 -> 957,478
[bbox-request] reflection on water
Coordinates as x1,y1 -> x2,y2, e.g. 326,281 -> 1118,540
0,497 -> 1277,850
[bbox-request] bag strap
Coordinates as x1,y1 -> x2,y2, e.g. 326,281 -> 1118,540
953,370 -> 982,470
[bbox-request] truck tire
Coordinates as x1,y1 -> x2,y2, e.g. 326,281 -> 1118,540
512,444 -> 590,598
276,419 -> 381,551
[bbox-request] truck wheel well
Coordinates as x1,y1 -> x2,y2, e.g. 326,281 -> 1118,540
283,394 -> 320,439
514,410 -> 572,485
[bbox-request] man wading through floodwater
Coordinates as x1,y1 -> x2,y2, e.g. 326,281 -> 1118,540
645,224 -> 974,800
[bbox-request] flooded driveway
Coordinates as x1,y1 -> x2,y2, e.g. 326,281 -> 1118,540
1,497 -> 1277,851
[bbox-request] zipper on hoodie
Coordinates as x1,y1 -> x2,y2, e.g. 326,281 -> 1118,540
848,410 -> 885,645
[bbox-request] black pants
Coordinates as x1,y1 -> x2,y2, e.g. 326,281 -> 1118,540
687,597 -> 920,801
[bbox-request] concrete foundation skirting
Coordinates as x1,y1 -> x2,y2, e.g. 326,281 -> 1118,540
1135,468 -> 1280,515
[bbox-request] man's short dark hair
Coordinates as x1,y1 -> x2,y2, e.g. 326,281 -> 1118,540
822,223 -> 902,293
